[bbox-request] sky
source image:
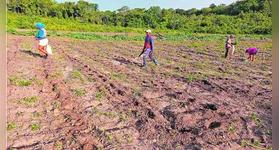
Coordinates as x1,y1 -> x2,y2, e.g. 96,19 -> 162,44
56,0 -> 238,11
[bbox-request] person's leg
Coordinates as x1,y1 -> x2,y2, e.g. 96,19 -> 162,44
38,39 -> 48,55
43,45 -> 47,51
142,49 -> 149,68
38,45 -> 47,54
43,39 -> 48,51
38,45 -> 48,58
149,52 -> 159,65
248,55 -> 252,61
225,47 -> 229,58
252,55 -> 255,61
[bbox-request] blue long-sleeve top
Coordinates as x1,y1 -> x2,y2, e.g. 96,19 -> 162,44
144,35 -> 154,53
35,28 -> 47,40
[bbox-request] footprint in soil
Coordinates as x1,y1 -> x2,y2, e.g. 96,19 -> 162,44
136,118 -> 148,130
147,110 -> 156,119
209,121 -> 221,129
179,102 -> 189,108
162,109 -> 175,119
162,109 -> 176,129
188,98 -> 196,103
110,83 -> 116,89
52,83 -> 57,91
201,79 -> 211,85
203,104 -> 217,111
179,128 -> 192,133
133,99 -> 139,106
117,89 -> 125,96
166,93 -> 178,99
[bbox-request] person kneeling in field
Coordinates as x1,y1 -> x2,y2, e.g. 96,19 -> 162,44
246,48 -> 258,61
141,29 -> 159,68
35,22 -> 49,58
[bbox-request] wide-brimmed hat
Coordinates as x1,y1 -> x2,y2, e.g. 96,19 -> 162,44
35,22 -> 45,28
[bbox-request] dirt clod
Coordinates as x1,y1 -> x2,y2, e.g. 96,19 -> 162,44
208,121 -> 221,129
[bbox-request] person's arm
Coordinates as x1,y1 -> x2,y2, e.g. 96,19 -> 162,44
139,38 -> 146,57
225,37 -> 229,45
140,37 -> 148,54
151,37 -> 155,53
138,50 -> 144,57
142,44 -> 146,51
143,36 -> 147,50
227,38 -> 232,47
139,44 -> 145,57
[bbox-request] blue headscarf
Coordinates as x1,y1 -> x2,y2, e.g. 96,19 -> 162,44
35,22 -> 45,29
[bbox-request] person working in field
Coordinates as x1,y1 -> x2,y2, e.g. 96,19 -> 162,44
140,29 -> 159,68
224,34 -> 236,58
35,22 -> 49,58
246,47 -> 258,61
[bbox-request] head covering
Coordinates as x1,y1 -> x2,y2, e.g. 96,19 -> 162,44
230,34 -> 235,38
145,29 -> 151,33
36,22 -> 45,29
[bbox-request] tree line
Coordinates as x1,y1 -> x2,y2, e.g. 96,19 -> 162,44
7,0 -> 272,34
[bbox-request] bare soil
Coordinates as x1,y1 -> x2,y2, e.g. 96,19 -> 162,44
7,34 -> 272,150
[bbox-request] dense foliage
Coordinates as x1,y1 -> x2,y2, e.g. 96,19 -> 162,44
7,0 -> 272,34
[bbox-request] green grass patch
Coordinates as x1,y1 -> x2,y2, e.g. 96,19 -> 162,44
55,141 -> 63,149
250,112 -> 264,128
110,72 -> 128,82
54,102 -> 61,109
95,88 -> 107,101
9,76 -> 32,86
73,71 -> 81,78
99,129 -> 105,133
72,89 -> 86,96
104,112 -> 118,118
185,73 -> 208,83
72,70 -> 86,82
241,139 -> 271,150
95,91 -> 103,99
7,122 -> 16,131
24,96 -> 39,104
170,99 -> 175,105
133,87 -> 142,97
31,124 -> 40,131
7,27 -> 271,42
228,125 -> 235,132
107,135 -> 113,141
119,114 -> 126,121
33,111 -> 40,118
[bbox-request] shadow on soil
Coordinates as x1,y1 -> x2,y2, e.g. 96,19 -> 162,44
21,49 -> 45,58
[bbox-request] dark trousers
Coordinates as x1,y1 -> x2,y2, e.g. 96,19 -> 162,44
225,47 -> 229,58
